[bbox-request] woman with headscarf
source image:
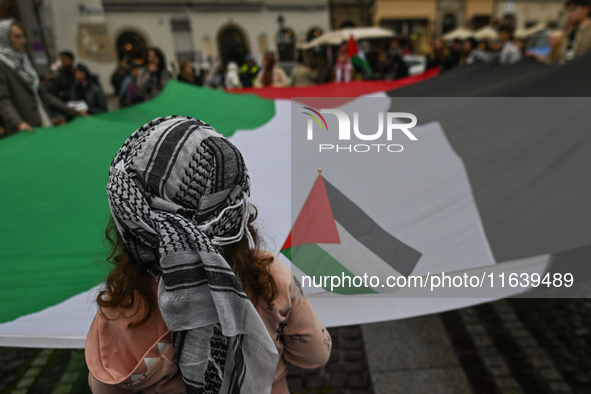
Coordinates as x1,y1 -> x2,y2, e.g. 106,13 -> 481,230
254,52 -> 288,88
74,63 -> 107,114
85,116 -> 331,393
138,47 -> 173,99
0,18 -> 82,137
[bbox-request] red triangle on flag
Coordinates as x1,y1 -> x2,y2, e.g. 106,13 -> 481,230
281,175 -> 341,250
347,35 -> 359,58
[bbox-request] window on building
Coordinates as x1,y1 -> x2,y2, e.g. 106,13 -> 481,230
171,18 -> 196,62
442,14 -> 456,34
471,16 -> 490,30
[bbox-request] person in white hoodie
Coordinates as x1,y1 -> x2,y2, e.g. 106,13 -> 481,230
497,23 -> 523,65
225,61 -> 243,89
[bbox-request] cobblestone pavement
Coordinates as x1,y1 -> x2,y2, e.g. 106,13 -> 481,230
1,298 -> 591,393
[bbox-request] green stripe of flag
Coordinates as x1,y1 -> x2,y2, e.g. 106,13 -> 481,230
282,244 -> 376,295
0,81 -> 275,324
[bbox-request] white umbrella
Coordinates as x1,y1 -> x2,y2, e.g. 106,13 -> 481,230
515,22 -> 547,39
442,27 -> 474,41
298,27 -> 395,49
473,25 -> 498,41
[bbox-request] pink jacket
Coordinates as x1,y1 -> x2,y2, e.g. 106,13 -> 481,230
85,254 -> 331,394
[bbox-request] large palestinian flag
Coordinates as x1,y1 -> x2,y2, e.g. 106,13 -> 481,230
1,52 -> 591,348
281,174 -> 422,295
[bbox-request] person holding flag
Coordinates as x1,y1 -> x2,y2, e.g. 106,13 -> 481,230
346,35 -> 373,78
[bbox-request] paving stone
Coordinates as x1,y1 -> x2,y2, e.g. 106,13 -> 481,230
495,377 -> 521,390
304,367 -> 321,376
2,374 -> 19,385
342,327 -> 362,339
327,352 -> 340,364
327,328 -> 339,337
287,364 -> 303,376
3,359 -> 25,371
342,339 -> 363,350
371,368 -> 472,394
344,362 -> 365,373
343,350 -> 363,362
306,375 -> 326,389
471,334 -> 493,347
326,363 -> 345,373
362,315 -> 462,372
482,355 -> 505,368
528,355 -> 554,368
548,381 -> 572,392
347,373 -> 370,389
539,367 -> 564,381
489,364 -> 511,377
286,377 -> 303,392
328,373 -> 347,388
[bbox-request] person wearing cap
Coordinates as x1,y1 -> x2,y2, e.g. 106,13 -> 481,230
74,63 -> 107,114
559,0 -> 591,61
240,54 -> 259,88
0,18 -> 82,137
497,23 -> 523,65
118,61 -> 145,107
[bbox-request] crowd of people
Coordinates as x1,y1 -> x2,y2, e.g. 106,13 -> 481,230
428,0 -> 591,70
0,19 -> 89,138
1,0 -> 590,138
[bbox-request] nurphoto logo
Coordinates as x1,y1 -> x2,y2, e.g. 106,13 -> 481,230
303,107 -> 418,153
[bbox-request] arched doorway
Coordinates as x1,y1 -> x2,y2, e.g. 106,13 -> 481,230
116,31 -> 147,64
218,25 -> 249,65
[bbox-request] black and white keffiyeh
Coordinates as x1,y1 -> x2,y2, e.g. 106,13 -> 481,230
107,116 -> 279,393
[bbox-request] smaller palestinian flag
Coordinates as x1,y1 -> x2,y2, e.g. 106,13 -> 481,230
281,175 -> 422,294
347,36 -> 373,76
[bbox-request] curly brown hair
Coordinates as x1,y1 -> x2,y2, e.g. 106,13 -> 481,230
97,207 -> 277,329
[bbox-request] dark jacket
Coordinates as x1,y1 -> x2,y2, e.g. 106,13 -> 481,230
0,61 -> 79,135
75,81 -> 107,114
50,68 -> 76,102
